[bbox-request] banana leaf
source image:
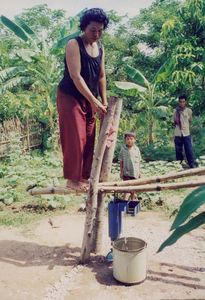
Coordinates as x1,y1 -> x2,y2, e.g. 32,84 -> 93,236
1,16 -> 28,42
60,26 -> 66,38
157,212 -> 205,253
152,58 -> 172,84
171,185 -> 205,230
16,49 -> 36,62
69,8 -> 87,29
125,65 -> 149,87
14,17 -> 38,40
114,81 -> 147,93
55,31 -> 81,49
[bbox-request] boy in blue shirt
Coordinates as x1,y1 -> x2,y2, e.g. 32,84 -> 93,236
119,131 -> 141,200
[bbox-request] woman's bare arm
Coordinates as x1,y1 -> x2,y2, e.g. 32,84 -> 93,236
66,39 -> 106,114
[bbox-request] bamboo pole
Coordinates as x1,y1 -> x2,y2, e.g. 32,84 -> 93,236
29,186 -> 74,195
80,97 -> 117,263
98,166 -> 205,187
92,98 -> 123,253
28,166 -> 205,196
99,179 -> 205,193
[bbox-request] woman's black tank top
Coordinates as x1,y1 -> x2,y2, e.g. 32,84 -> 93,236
58,36 -> 103,101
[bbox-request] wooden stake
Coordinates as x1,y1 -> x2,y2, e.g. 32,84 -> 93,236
80,97 -> 117,263
92,98 -> 123,253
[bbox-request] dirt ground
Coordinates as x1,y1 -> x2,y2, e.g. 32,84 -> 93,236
0,210 -> 204,300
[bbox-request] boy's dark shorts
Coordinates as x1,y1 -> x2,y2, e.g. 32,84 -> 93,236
123,175 -> 136,181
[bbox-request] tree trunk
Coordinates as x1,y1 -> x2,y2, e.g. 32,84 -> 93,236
92,98 -> 123,253
80,97 -> 117,263
149,120 -> 153,144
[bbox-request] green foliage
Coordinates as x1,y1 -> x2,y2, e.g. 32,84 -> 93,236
0,66 -> 26,82
1,2 -> 205,170
109,158 -> 184,211
0,187 -> 18,205
160,0 -> 205,108
142,137 -> 175,162
54,31 -> 81,49
115,81 -> 146,93
157,185 -> 205,252
125,65 -> 149,87
157,212 -> 205,253
171,185 -> 205,230
114,61 -> 171,144
14,16 -> 38,40
0,146 -> 90,227
0,15 -> 29,42
0,11 -> 81,149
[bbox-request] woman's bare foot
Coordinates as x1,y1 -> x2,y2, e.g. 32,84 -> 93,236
66,179 -> 88,193
81,178 -> 90,184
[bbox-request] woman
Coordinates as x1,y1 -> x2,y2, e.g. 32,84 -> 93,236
57,8 -> 109,192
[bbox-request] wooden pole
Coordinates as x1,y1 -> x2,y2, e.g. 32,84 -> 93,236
99,179 -> 205,193
92,98 -> 123,253
99,98 -> 123,182
80,97 -> 117,263
98,166 -> 205,187
29,166 -> 205,196
29,186 -> 74,195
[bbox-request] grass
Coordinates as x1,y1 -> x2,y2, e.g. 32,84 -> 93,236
0,146 -> 204,229
0,147 -> 87,227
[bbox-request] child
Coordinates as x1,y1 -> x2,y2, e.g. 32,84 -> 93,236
119,131 -> 141,200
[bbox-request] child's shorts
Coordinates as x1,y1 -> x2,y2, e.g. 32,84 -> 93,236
123,175 -> 136,181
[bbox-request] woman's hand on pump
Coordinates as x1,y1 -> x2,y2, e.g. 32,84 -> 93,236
91,98 -> 107,115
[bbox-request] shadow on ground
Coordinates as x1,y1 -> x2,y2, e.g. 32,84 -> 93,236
85,256 -> 205,290
0,240 -> 80,270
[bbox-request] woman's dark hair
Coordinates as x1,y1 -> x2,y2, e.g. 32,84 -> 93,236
80,8 -> 109,31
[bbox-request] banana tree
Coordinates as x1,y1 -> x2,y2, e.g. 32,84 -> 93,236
158,185 -> 205,253
115,59 -> 172,144
0,14 -> 81,127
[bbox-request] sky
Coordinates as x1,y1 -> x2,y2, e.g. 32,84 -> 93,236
1,0 -> 154,19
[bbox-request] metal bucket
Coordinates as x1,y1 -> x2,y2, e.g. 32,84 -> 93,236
113,237 -> 147,284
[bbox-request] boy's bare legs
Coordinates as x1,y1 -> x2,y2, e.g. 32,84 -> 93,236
130,192 -> 135,201
124,192 -> 135,201
124,192 -> 129,201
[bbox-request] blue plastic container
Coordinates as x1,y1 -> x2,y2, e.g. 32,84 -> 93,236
108,199 -> 141,241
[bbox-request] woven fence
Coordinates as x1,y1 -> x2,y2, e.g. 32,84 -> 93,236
0,117 -> 44,158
